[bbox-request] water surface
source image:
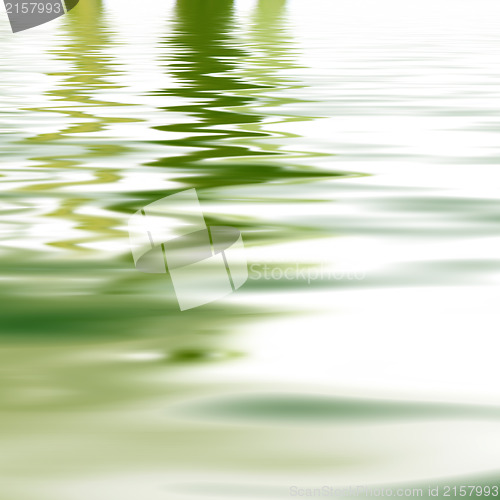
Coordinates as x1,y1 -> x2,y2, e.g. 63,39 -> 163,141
2,1 -> 500,498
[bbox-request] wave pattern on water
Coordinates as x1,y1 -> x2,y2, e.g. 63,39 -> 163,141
3,1 -> 500,499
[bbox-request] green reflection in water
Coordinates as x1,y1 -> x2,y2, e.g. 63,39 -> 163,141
129,0 -> 342,206
0,0 -> 341,357
179,393 -> 500,423
0,0 -> 345,421
2,3 -> 500,499
15,0 -> 135,252
22,0 -> 134,179
0,0 -> 280,418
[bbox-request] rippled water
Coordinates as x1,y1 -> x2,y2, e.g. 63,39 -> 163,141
2,0 -> 500,498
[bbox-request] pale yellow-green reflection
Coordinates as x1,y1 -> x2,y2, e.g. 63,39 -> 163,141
18,0 -> 134,251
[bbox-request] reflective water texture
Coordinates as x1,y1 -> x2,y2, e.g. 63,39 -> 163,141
2,0 -> 500,498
